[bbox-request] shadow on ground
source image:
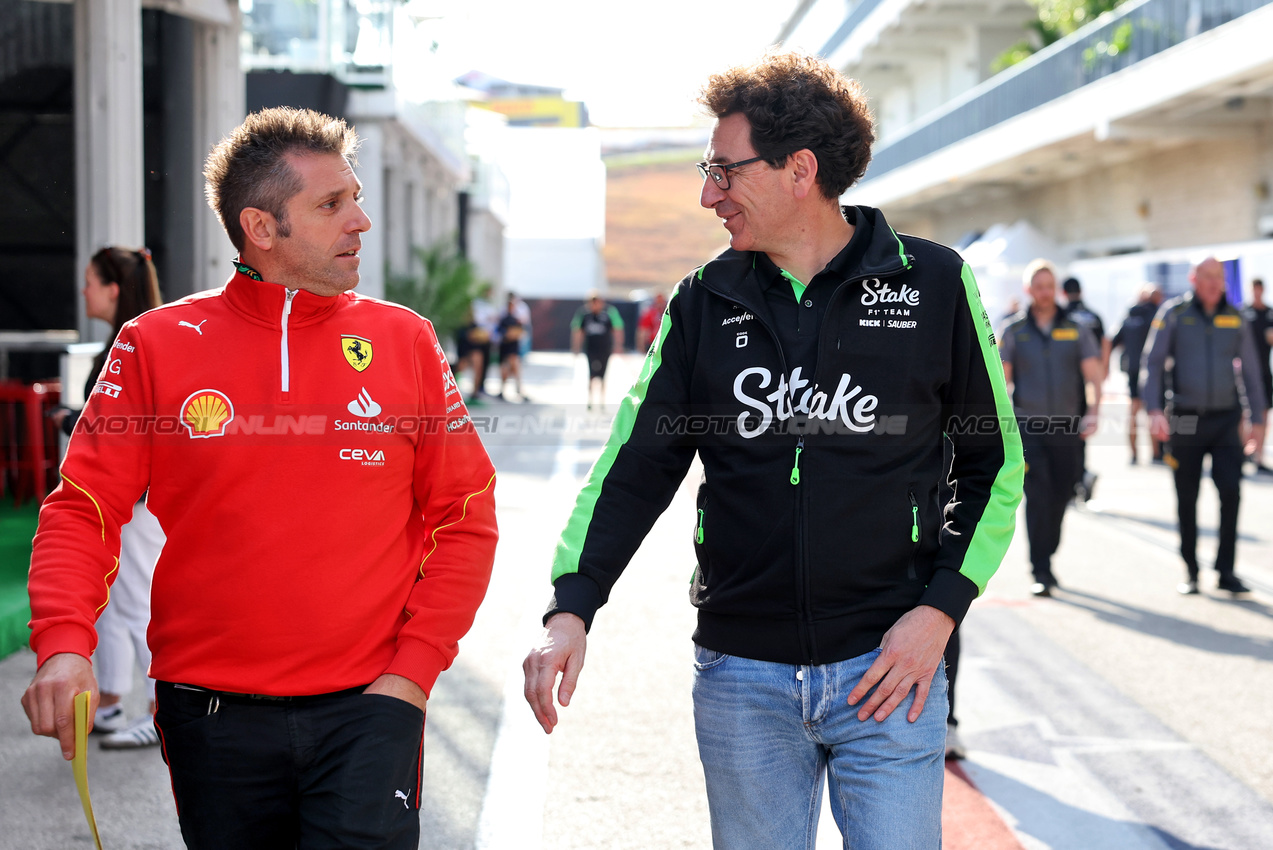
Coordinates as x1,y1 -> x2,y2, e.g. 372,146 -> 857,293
1051,588 -> 1273,657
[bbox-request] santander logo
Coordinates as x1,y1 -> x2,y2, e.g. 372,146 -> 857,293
860,278 -> 919,307
733,366 -> 878,439
347,387 -> 382,418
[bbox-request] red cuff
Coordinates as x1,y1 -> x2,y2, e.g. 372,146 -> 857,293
384,639 -> 452,699
32,622 -> 95,668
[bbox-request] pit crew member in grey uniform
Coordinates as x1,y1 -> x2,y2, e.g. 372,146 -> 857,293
1143,257 -> 1266,595
999,260 -> 1102,597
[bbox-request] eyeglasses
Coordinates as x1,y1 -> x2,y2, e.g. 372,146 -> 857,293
696,156 -> 765,191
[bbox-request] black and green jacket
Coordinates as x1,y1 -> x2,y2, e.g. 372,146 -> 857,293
546,206 -> 1023,666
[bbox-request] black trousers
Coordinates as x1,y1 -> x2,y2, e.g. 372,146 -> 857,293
1169,408 -> 1244,578
155,681 -> 424,850
1020,431 -> 1084,583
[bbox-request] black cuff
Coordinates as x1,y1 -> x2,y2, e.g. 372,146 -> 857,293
61,408 -> 80,437
544,573 -> 604,633
918,568 -> 979,629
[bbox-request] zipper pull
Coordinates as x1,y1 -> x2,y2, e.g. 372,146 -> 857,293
790,438 -> 804,486
909,492 -> 920,542
696,509 -> 705,544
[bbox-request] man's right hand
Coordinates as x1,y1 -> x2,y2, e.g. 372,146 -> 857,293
523,613 -> 586,734
21,653 -> 98,760
1150,410 -> 1171,443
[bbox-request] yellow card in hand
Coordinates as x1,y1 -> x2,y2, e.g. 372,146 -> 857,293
72,690 -> 105,850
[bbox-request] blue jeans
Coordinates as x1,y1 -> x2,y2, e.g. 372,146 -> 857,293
692,645 -> 947,850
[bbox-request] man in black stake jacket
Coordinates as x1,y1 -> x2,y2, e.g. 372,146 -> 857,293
523,52 -> 1024,849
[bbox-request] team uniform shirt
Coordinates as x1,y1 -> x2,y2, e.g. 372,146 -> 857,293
497,313 -> 525,361
28,268 -> 498,697
636,302 -> 665,349
999,311 -> 1099,420
1143,293 -> 1268,423
1063,299 -> 1105,342
572,305 -> 624,359
1111,300 -> 1159,386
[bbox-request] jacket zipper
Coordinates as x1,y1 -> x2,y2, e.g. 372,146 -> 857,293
696,508 -> 706,544
694,257 -> 910,665
907,490 -> 920,581
280,289 -> 297,396
1040,320 -> 1054,414
794,470 -> 812,662
1204,310 -> 1213,411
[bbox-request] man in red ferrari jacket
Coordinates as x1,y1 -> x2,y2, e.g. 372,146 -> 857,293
21,107 -> 498,848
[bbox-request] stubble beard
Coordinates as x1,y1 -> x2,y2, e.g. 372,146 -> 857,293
278,238 -> 359,297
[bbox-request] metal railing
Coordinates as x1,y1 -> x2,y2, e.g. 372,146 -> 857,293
819,0 -> 888,58
860,0 -> 1273,184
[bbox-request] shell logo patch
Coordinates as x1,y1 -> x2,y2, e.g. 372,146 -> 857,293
181,389 -> 234,439
342,336 -> 373,372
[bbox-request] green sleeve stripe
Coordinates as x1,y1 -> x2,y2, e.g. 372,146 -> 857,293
608,305 -> 624,329
958,263 -> 1024,594
552,290 -> 680,581
570,311 -> 582,331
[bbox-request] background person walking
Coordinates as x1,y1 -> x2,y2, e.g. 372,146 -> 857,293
1060,276 -> 1108,501
1144,257 -> 1267,595
1110,283 -> 1164,464
570,291 -> 624,411
999,260 -> 1102,597
496,292 -> 528,401
51,246 -> 166,749
1242,278 -> 1273,472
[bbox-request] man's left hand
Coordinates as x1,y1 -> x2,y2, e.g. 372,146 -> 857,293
364,674 -> 428,713
1246,423 -> 1266,459
1080,412 -> 1099,439
847,605 -> 955,723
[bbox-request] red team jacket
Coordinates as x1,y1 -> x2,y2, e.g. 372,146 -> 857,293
27,269 -> 498,697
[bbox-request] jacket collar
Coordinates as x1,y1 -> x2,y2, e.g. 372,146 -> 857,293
1183,290 -> 1230,317
695,205 -> 913,304
754,211 -> 870,295
1024,305 -> 1069,335
223,266 -> 344,328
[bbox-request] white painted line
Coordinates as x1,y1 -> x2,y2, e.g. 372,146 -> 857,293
550,434 -> 579,489
958,657 -> 1181,850
476,435 -> 583,850
474,619 -> 551,850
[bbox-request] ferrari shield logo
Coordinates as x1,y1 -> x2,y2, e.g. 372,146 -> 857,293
342,336 -> 373,372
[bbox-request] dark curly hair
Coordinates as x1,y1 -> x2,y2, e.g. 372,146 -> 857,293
699,51 -> 875,200
204,107 -> 359,251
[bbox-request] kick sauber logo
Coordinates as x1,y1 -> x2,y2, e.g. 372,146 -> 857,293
342,336 -> 373,371
181,389 -> 234,438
